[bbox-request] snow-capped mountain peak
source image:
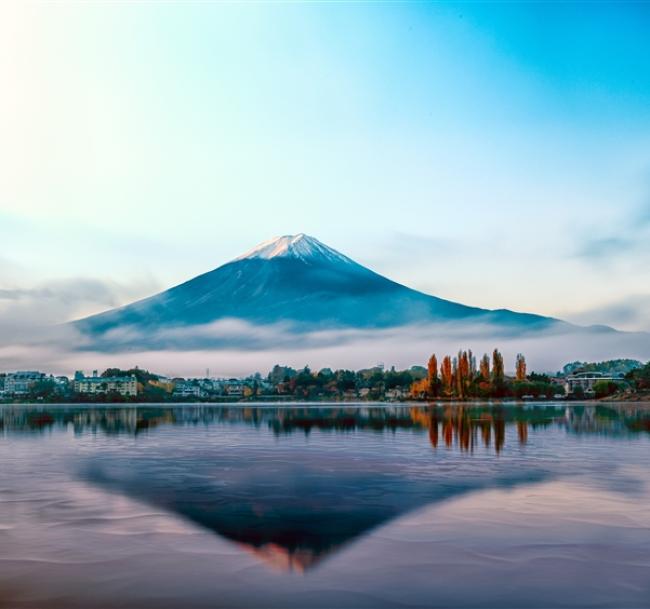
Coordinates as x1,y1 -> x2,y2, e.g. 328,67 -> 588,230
76,232 -> 565,347
234,233 -> 355,266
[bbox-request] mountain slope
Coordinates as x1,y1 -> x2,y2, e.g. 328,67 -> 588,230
77,234 -> 558,341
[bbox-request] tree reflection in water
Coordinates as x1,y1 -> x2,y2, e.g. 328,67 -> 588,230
1,403 -> 649,451
1,402 -> 648,573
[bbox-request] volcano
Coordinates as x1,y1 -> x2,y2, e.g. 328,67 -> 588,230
77,233 -> 557,344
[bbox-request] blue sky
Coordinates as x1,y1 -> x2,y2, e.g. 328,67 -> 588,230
1,1 -> 649,331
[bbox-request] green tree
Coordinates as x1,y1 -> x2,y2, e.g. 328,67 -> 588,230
29,379 -> 58,400
572,385 -> 585,400
628,361 -> 650,391
592,380 -> 621,399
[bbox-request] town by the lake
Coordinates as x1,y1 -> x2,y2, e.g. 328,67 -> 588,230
2,353 -> 649,404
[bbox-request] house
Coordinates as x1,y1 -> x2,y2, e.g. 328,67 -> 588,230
564,372 -> 622,395
385,387 -> 409,401
3,371 -> 45,395
172,380 -> 205,399
200,379 -> 223,395
223,380 -> 244,397
73,371 -> 137,397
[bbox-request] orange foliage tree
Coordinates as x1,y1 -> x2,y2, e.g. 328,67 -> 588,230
410,377 -> 429,399
440,356 -> 453,397
427,354 -> 439,397
515,353 -> 527,381
479,353 -> 490,380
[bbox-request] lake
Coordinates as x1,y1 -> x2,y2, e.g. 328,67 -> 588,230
0,402 -> 648,608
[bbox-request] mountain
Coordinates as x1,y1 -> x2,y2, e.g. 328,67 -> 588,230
76,233 -> 560,347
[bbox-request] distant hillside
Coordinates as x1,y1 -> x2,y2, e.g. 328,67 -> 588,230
561,359 -> 644,377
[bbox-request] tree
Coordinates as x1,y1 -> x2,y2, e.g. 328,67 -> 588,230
529,372 -> 550,383
515,353 -> 527,381
572,385 -> 585,400
492,349 -> 504,384
29,379 -> 58,400
268,365 -> 297,384
550,383 -> 566,397
426,354 -> 439,397
628,361 -> 650,391
491,349 -> 506,397
410,378 -> 429,399
440,356 -> 453,397
592,380 -> 620,399
468,349 -> 477,378
142,383 -> 168,402
102,367 -> 157,384
457,350 -> 470,398
479,354 -> 490,381
336,370 -> 357,393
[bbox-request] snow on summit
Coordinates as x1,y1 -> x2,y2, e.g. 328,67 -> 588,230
77,231 -> 569,348
234,234 -> 355,266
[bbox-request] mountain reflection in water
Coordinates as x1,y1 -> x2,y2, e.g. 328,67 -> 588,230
1,403 -> 648,573
2,402 -> 649,440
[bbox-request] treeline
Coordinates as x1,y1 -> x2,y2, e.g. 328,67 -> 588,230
268,364 -> 427,399
626,361 -> 650,392
410,349 -> 565,400
562,359 -> 643,376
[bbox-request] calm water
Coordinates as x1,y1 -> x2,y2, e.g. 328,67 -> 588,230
1,402 -> 649,609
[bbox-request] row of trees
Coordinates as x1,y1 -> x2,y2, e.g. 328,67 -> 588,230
271,365 -> 427,399
411,349 -> 564,399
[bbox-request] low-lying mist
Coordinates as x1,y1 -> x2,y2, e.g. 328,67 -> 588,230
1,318 -> 648,377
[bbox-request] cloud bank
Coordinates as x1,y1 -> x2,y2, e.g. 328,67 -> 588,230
0,271 -> 647,378
1,316 -> 648,378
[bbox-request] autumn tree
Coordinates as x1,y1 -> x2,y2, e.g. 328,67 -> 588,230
427,354 -> 439,396
410,378 -> 429,399
492,349 -> 504,383
440,356 -> 453,397
479,354 -> 490,380
515,353 -> 527,381
457,350 -> 471,399
492,349 -> 506,397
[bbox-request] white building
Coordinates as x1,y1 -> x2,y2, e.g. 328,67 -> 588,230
3,371 -> 45,395
73,371 -> 137,397
564,371 -> 622,395
172,380 -> 205,399
385,387 -> 409,401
